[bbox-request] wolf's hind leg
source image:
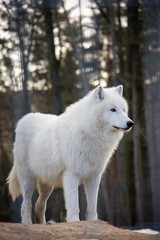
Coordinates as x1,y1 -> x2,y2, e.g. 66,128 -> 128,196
20,173 -> 36,224
35,181 -> 54,224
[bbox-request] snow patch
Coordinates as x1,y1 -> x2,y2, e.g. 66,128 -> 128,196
133,229 -> 159,235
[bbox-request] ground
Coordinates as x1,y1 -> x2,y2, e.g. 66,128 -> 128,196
0,220 -> 159,240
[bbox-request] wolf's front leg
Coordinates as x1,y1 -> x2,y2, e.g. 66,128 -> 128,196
85,175 -> 101,221
63,171 -> 80,222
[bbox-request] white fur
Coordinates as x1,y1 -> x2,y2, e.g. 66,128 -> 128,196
7,85 -> 133,223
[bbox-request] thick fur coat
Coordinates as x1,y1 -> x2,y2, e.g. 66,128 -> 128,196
7,85 -> 134,223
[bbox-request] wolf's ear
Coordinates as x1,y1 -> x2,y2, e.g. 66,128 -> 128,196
115,85 -> 123,96
94,86 -> 105,101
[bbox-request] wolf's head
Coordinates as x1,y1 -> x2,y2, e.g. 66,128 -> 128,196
93,85 -> 134,132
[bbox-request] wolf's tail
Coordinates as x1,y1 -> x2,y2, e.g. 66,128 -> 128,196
7,165 -> 21,201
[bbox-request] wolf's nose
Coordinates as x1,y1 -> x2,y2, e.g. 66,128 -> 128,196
127,121 -> 134,129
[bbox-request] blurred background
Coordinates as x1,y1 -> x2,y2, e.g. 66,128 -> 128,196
0,0 -> 160,230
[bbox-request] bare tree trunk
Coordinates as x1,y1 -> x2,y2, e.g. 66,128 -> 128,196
119,142 -> 131,226
94,0 -> 117,84
127,0 -> 145,225
98,174 -> 112,222
132,59 -> 143,225
42,0 -> 63,115
142,0 -> 160,224
108,1 -> 117,84
61,0 -> 90,94
117,0 -> 125,83
14,0 -> 30,115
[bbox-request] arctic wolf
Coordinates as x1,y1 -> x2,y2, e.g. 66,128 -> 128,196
7,85 -> 134,224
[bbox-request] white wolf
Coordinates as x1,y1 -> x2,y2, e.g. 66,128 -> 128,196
7,85 -> 134,224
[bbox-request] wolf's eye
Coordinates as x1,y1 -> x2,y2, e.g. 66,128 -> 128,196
111,108 -> 116,112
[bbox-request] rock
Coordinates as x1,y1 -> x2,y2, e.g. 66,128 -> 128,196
0,220 -> 159,240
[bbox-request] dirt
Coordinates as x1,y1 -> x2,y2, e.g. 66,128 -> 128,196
0,220 -> 159,240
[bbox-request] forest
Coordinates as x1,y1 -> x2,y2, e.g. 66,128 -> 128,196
0,0 -> 160,229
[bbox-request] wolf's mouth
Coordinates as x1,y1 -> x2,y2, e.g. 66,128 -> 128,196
113,121 -> 134,131
113,126 -> 129,131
